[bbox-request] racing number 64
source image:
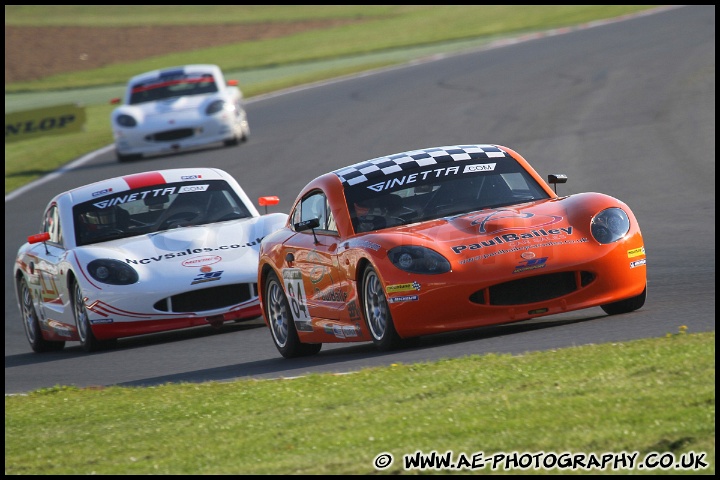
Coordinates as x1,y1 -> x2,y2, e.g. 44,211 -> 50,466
282,268 -> 309,321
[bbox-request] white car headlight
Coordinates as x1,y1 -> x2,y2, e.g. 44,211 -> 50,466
115,114 -> 137,127
87,259 -> 139,285
206,100 -> 234,116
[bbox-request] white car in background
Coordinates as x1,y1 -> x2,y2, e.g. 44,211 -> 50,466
110,64 -> 250,162
13,167 -> 286,353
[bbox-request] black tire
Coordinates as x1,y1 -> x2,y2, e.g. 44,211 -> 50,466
223,136 -> 240,147
117,152 -> 141,162
264,271 -> 322,358
18,277 -> 65,353
601,285 -> 647,315
72,281 -> 116,352
361,266 -> 402,351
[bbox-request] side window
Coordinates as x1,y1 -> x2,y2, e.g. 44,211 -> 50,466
295,191 -> 337,234
290,202 -> 302,227
325,196 -> 337,233
43,204 -> 62,245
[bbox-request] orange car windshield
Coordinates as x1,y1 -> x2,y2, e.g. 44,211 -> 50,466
344,160 -> 550,233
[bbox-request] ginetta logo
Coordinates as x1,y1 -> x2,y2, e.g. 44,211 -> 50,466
367,165 -> 462,192
181,255 -> 222,267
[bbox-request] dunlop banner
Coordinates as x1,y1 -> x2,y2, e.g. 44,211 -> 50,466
5,104 -> 86,143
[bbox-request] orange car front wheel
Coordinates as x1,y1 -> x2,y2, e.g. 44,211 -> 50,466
362,265 -> 403,351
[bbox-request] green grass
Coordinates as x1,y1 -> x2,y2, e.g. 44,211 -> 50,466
4,5 -> 659,195
5,330 -> 715,474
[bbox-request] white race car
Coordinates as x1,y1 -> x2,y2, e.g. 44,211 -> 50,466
13,168 -> 287,352
110,64 -> 250,162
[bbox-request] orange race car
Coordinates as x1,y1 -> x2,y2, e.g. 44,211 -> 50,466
258,144 -> 647,358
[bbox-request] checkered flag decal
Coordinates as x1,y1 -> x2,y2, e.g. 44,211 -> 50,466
334,145 -> 508,186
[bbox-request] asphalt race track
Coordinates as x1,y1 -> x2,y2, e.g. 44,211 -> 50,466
4,5 -> 715,395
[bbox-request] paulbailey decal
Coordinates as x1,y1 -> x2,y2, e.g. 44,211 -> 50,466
452,227 -> 574,254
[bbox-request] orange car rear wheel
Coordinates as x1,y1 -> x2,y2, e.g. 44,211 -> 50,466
264,270 -> 322,358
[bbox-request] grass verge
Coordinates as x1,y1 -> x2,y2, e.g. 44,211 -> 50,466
5,330 -> 714,474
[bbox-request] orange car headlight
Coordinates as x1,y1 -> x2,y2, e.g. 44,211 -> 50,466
591,207 -> 630,244
388,246 -> 450,274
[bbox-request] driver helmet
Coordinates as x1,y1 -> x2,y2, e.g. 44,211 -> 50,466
83,207 -> 117,229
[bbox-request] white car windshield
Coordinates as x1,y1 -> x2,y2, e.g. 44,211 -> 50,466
129,72 -> 218,105
73,180 -> 251,246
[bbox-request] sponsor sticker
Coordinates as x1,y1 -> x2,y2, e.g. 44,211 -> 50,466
462,163 -> 496,173
181,255 -> 222,267
386,282 -> 421,293
513,257 -> 548,274
630,258 -> 647,268
89,318 -> 114,325
342,325 -> 359,338
627,246 -> 645,258
179,184 -> 209,193
91,188 -> 113,198
191,270 -> 223,285
388,294 -> 419,303
5,103 -> 87,143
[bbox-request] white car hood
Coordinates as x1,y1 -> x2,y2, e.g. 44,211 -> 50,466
76,219 -> 266,283
117,94 -> 218,122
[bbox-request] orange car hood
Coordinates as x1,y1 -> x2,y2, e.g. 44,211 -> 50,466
380,195 -> 608,260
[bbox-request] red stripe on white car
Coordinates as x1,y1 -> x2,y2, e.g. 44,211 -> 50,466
122,172 -> 166,189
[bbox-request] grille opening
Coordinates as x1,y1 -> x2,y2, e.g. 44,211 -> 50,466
154,283 -> 257,312
470,271 -> 595,306
147,128 -> 195,142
